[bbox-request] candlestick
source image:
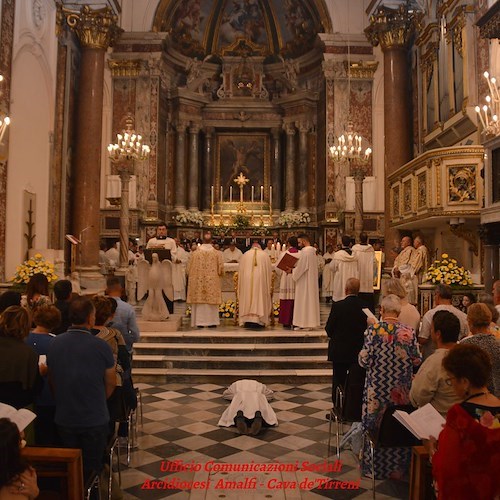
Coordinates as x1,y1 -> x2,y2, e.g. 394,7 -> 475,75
269,185 -> 273,216
251,185 -> 254,204
211,185 -> 214,211
260,185 -> 263,204
230,186 -> 233,203
220,185 -> 223,203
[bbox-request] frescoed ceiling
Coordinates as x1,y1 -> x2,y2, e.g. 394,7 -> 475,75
153,0 -> 332,59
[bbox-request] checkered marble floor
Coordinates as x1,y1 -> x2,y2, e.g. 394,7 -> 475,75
119,382 -> 410,499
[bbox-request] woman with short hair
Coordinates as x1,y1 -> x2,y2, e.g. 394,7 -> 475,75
384,278 -> 421,333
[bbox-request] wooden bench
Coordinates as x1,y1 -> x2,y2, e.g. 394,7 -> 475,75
409,445 -> 431,500
21,447 -> 84,499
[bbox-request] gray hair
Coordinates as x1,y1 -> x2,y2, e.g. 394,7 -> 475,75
381,294 -> 401,316
435,284 -> 452,300
384,278 -> 406,299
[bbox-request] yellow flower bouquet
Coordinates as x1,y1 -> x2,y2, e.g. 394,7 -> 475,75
219,300 -> 237,318
10,253 -> 58,284
423,253 -> 473,287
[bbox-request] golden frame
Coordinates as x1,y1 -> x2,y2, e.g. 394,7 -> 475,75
373,250 -> 383,291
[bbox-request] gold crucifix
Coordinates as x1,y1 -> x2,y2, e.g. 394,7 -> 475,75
234,171 -> 249,212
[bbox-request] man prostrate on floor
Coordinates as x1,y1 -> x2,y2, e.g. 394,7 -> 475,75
289,233 -> 320,331
238,240 -> 273,329
187,232 -> 224,328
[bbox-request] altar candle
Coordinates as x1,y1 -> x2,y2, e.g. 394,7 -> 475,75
211,185 -> 214,208
251,185 -> 254,203
269,185 -> 273,210
230,186 -> 233,203
220,185 -> 223,202
271,243 -> 275,259
260,185 -> 263,204
277,242 -> 281,253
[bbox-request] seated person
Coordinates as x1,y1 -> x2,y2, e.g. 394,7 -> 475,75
0,291 -> 22,314
218,380 -> 278,436
410,310 -> 461,416
0,417 -> 39,499
430,344 -> 500,499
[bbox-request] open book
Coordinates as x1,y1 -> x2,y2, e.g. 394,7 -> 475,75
0,402 -> 36,431
276,253 -> 299,272
393,403 -> 445,440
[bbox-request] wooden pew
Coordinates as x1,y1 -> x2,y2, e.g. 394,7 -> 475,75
21,447 -> 84,499
409,445 -> 431,500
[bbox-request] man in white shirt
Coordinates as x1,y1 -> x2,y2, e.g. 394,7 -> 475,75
223,242 -> 243,263
410,310 -> 461,415
419,284 -> 469,359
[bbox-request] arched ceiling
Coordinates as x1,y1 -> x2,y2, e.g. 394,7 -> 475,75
153,0 -> 332,59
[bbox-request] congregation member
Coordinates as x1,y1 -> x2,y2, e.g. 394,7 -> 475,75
290,234 -> 320,331
321,244 -> 335,303
21,273 -> 51,311
493,280 -> 500,324
223,241 -> 243,263
325,278 -> 368,404
391,236 -> 415,302
52,279 -> 72,335
146,222 -> 177,313
419,284 -> 469,359
358,294 -> 421,479
187,233 -> 224,328
409,235 -> 429,304
238,240 -> 272,329
47,297 -> 116,484
409,310 -> 461,416
26,305 -> 60,445
460,292 -> 476,313
352,232 -> 375,311
431,344 -> 500,499
330,235 -> 359,302
384,278 -> 421,333
106,277 -> 140,355
461,303 -> 500,396
276,236 -> 299,329
0,291 -> 21,314
172,238 -> 189,302
0,306 -> 41,410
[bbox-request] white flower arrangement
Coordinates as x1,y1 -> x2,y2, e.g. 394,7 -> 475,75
276,211 -> 311,228
174,211 -> 205,226
10,253 -> 58,284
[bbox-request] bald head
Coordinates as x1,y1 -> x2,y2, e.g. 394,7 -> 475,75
345,278 -> 360,296
401,236 -> 412,248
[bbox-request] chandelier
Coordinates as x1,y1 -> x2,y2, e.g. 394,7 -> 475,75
108,113 -> 150,163
0,74 -> 10,144
476,71 -> 499,137
329,121 -> 372,163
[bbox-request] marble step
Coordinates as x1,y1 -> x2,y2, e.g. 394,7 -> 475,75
131,367 -> 332,384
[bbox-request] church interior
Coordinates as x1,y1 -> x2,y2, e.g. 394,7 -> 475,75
0,0 -> 499,498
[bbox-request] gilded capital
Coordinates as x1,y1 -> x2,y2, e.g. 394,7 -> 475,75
365,5 -> 422,51
108,60 -> 142,78
57,5 -> 122,50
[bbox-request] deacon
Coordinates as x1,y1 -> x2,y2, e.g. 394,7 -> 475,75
352,232 -> 375,311
223,241 -> 243,263
238,240 -> 273,329
276,236 -> 299,329
409,235 -> 429,304
391,235 -> 415,303
172,238 -> 189,301
330,235 -> 359,302
290,234 -> 320,330
187,232 -> 224,328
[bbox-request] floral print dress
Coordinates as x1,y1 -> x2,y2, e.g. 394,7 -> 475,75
358,321 -> 422,479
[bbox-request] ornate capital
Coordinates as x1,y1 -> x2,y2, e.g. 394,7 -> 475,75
108,59 -> 142,77
284,123 -> 296,136
348,61 -> 379,80
365,5 -> 422,51
57,5 -> 122,50
176,120 -> 189,133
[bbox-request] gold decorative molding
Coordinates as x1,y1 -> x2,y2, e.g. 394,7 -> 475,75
347,61 -> 379,80
365,5 -> 422,50
416,22 -> 439,47
57,5 -> 122,50
108,59 -> 142,77
448,165 -> 477,203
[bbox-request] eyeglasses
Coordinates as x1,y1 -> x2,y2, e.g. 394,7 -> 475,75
444,377 -> 456,386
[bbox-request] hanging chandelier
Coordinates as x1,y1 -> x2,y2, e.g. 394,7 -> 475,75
108,113 -> 150,163
0,74 -> 11,144
476,71 -> 500,137
329,121 -> 372,163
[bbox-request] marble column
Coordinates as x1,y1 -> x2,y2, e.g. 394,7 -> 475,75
352,168 -> 365,238
366,5 -> 418,264
60,5 -> 120,288
271,128 -> 282,212
297,121 -> 310,212
284,123 -> 296,212
188,124 -> 200,211
118,166 -> 132,269
202,127 -> 214,211
174,120 -> 188,212
0,0 -> 16,281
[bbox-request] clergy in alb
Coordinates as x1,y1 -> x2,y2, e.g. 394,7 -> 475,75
330,235 -> 359,302
276,236 -> 299,328
352,232 -> 375,311
322,244 -> 335,302
238,241 -> 272,329
172,238 -> 189,301
291,234 -> 320,330
223,242 -> 243,263
392,236 -> 416,303
187,233 -> 224,327
409,235 -> 429,304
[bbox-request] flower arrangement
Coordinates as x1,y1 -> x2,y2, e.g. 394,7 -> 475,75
174,211 -> 204,226
273,302 -> 280,318
219,300 -> 237,318
277,211 -> 311,228
10,253 -> 58,284
423,253 -> 473,286
232,214 -> 250,228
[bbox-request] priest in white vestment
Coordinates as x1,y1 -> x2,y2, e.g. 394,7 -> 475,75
291,234 -> 320,330
172,238 -> 188,301
187,233 -> 224,327
352,232 -> 375,311
330,235 -> 359,302
409,235 -> 429,304
392,235 -> 415,303
222,242 -> 243,263
322,245 -> 335,302
238,241 -> 272,328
